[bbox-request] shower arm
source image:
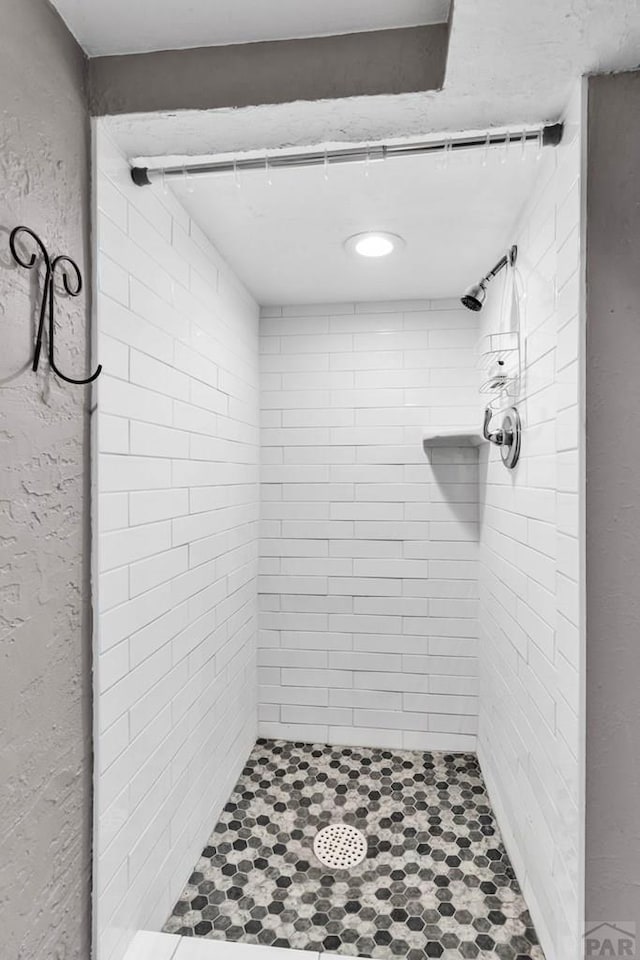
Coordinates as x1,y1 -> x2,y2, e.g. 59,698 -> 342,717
479,245 -> 518,292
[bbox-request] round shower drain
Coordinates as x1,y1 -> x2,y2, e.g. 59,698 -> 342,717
313,823 -> 367,869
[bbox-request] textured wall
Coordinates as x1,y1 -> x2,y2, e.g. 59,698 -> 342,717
259,300 -> 480,750
0,1 -> 92,958
95,127 -> 260,960
585,70 -> 640,930
88,25 -> 448,116
477,84 -> 584,960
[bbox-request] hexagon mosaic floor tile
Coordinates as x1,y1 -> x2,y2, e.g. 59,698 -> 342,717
164,739 -> 545,960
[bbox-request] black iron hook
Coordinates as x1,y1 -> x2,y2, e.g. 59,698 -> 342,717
9,226 -> 50,374
8,225 -> 101,385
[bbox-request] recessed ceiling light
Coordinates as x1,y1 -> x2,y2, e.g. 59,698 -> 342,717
345,232 -> 405,258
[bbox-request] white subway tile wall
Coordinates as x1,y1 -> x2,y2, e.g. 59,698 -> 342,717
95,128 -> 259,960
477,85 -> 584,960
258,301 -> 481,750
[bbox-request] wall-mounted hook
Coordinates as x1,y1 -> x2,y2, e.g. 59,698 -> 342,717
9,225 -> 101,385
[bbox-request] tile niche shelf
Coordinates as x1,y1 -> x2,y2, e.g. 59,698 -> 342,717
422,428 -> 486,452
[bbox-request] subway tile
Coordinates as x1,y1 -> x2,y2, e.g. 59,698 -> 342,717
99,333 -> 130,381
281,705 -> 352,726
99,492 -> 129,532
99,567 -> 129,613
129,603 -> 189,668
100,414 -> 130,455
279,631 -> 352,651
328,651 -> 402,672
259,648 -> 327,669
129,547 -> 189,597
98,255 -> 129,306
353,708 -> 430,732
130,421 -> 190,459
129,488 -> 189,526
260,685 -> 329,707
353,671 -> 429,693
98,640 -> 130,694
404,692 -> 478,715
97,129 -> 259,949
100,714 -> 130,774
100,520 -> 172,572
281,668 -> 352,689
473,112 -> 583,960
99,375 -> 174,427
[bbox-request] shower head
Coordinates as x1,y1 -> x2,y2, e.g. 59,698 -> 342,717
461,245 -> 518,312
461,283 -> 486,312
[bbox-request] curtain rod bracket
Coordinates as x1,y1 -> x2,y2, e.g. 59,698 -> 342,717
131,166 -> 152,186
542,122 -> 564,146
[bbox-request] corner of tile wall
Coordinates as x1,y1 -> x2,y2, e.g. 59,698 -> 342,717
95,122 -> 260,960
476,83 -> 584,960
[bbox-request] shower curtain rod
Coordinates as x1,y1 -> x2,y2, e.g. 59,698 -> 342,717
130,122 -> 564,186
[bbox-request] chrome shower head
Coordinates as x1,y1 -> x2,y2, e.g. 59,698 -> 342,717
461,283 -> 486,312
461,245 -> 518,313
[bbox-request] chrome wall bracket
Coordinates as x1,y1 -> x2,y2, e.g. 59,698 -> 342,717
482,405 -> 522,469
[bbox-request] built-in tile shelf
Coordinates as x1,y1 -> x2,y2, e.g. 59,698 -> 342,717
124,931 -> 322,960
422,428 -> 485,449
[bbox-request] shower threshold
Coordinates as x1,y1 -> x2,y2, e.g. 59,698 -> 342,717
124,931 -> 316,960
163,739 -> 544,960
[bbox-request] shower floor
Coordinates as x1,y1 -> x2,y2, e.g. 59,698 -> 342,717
164,739 -> 544,960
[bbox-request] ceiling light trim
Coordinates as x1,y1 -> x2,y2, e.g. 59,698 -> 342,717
345,232 -> 405,259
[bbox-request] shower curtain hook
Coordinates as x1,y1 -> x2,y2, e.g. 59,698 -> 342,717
265,154 -> 273,187
501,131 -> 511,164
323,150 -> 329,182
438,138 -> 452,171
233,158 -> 241,191
481,133 -> 491,167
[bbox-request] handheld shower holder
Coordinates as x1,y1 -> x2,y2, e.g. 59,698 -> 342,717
482,405 -> 521,469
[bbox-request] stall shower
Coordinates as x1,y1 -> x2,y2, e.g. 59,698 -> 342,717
94,83 -> 583,960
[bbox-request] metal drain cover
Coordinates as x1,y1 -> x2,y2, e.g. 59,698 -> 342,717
313,824 -> 367,869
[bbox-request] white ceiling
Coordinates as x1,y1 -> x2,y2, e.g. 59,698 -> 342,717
171,142 -> 542,305
52,0 -> 449,56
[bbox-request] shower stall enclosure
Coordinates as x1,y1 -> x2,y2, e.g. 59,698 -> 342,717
93,83 -> 584,960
